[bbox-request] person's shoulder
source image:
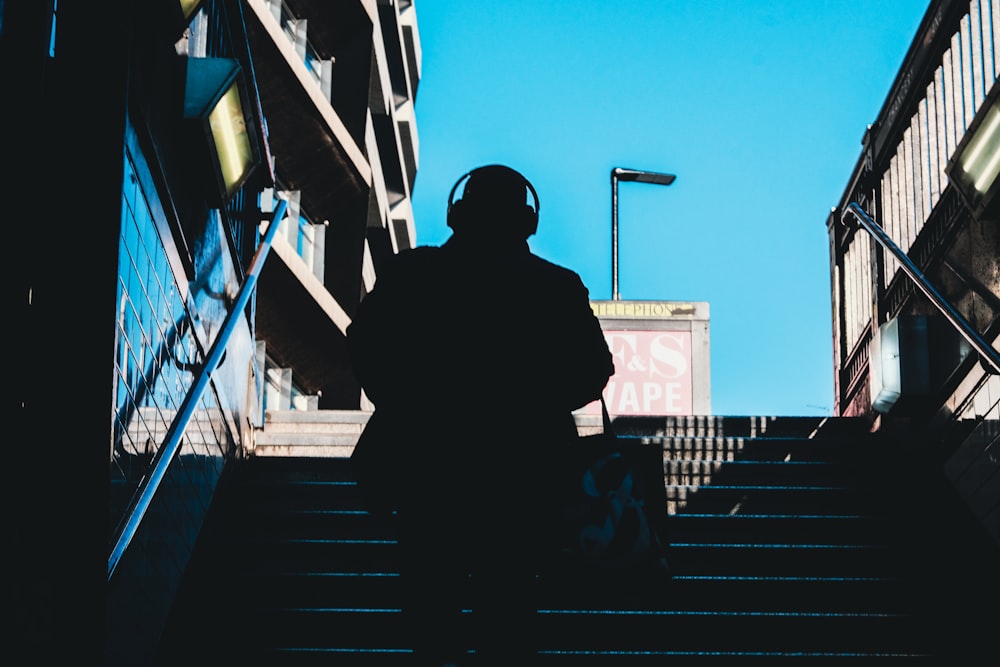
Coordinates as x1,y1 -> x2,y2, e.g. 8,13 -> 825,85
382,245 -> 444,272
520,253 -> 595,301
394,245 -> 443,261
525,252 -> 585,283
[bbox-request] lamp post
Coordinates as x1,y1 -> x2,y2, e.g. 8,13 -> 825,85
611,167 -> 676,300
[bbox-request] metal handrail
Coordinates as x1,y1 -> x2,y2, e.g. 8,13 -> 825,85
842,201 -> 1000,375
108,200 -> 289,581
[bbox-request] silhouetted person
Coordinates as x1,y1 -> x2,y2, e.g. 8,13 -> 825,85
347,164 -> 614,666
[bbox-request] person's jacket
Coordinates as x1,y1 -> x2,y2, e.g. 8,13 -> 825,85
346,235 -> 615,515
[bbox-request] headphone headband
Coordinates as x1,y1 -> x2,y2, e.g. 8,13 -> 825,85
447,165 -> 540,216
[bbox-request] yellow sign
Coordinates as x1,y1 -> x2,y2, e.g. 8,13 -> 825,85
590,301 -> 698,318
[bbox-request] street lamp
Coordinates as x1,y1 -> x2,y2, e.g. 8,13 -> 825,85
183,57 -> 263,203
946,80 -> 1000,221
611,167 -> 676,300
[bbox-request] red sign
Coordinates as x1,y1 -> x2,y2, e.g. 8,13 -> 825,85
584,330 -> 693,416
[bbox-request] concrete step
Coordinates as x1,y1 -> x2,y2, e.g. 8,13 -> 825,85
253,409 -> 370,457
157,417 -> 998,663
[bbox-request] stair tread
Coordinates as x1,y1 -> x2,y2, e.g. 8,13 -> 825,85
155,416 -> 999,663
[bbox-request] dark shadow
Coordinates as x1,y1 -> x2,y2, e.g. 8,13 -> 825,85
346,164 -> 616,666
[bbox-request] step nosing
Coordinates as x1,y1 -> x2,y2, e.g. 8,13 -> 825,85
673,574 -> 905,582
537,609 -> 915,618
161,414 -> 974,661
671,513 -> 872,519
669,542 -> 890,549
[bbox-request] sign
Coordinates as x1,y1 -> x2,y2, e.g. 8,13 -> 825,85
587,330 -> 693,415
591,301 -> 698,318
582,300 -> 710,417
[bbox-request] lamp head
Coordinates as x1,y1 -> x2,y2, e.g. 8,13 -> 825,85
612,168 -> 676,186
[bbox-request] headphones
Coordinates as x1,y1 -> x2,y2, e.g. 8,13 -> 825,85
446,164 -> 540,238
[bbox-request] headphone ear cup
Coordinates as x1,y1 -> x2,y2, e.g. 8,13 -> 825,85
520,205 -> 538,236
447,199 -> 468,231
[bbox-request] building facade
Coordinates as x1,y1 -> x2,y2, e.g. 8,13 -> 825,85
829,0 -> 999,543
248,0 -> 420,414
2,0 -> 419,663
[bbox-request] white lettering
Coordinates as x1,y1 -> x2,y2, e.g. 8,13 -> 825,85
606,333 -> 637,367
642,382 -> 663,411
606,381 -> 687,414
619,383 -> 640,412
649,333 -> 688,379
664,382 -> 682,411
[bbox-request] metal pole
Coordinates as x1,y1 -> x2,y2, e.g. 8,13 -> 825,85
108,199 -> 289,581
843,201 -> 1000,375
610,167 -> 676,301
612,169 -> 620,300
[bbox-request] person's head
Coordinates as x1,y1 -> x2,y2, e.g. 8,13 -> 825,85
446,165 -> 540,244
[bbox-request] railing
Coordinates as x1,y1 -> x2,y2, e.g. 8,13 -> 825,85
108,199 -> 289,581
267,187 -> 326,283
842,201 -> 1000,375
266,0 -> 333,101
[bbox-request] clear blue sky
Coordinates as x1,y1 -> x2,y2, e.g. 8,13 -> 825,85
407,1 -> 931,417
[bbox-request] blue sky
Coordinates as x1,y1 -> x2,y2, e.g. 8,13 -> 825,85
407,1 -> 931,417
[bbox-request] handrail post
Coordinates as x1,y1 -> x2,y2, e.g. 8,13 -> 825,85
108,199 -> 289,581
842,201 -> 1000,375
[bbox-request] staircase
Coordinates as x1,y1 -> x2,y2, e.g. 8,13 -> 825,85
155,412 -> 999,663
